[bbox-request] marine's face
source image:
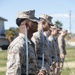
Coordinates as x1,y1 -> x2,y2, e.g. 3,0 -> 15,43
63,31 -> 67,37
39,19 -> 51,31
20,20 -> 26,30
53,28 -> 59,35
19,19 -> 38,33
28,20 -> 38,32
44,21 -> 51,31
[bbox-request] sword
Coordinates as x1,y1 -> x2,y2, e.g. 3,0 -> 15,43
25,25 -> 28,75
41,23 -> 46,70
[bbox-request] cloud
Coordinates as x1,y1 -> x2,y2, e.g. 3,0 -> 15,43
51,13 -> 75,18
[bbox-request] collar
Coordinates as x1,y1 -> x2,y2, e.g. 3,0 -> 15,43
19,33 -> 32,44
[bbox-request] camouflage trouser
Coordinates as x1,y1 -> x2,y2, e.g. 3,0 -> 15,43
54,64 -> 60,75
54,55 -> 60,75
50,57 -> 56,75
54,58 -> 64,75
58,58 -> 65,75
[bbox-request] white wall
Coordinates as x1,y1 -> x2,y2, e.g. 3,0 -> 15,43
68,42 -> 75,46
0,20 -> 5,34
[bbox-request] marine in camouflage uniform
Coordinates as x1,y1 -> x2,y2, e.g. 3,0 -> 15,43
32,14 -> 53,75
32,31 -> 50,74
48,25 -> 60,75
6,10 -> 39,75
58,29 -> 67,75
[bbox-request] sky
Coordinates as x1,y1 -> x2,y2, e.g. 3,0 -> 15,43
0,0 -> 75,33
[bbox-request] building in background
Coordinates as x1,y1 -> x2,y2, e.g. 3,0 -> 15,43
67,37 -> 75,46
0,17 -> 9,50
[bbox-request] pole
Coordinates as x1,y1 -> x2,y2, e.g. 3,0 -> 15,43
69,11 -> 71,34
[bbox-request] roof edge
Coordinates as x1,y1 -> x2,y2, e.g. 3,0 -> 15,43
0,17 -> 8,21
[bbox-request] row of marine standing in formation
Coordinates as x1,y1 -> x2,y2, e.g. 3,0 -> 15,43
6,10 -> 68,75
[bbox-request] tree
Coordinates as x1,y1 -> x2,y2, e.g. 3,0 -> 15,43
54,20 -> 63,29
5,27 -> 19,42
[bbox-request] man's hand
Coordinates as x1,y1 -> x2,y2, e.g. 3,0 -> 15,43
60,54 -> 65,58
38,22 -> 43,31
50,66 -> 54,72
38,69 -> 46,75
55,62 -> 59,68
50,65 -> 55,75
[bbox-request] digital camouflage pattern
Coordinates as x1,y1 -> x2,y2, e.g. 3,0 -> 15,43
48,35 -> 60,62
6,33 -> 38,75
58,35 -> 66,75
31,31 -> 50,74
58,35 -> 66,55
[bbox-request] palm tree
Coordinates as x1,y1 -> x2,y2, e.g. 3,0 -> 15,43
5,27 -> 19,42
